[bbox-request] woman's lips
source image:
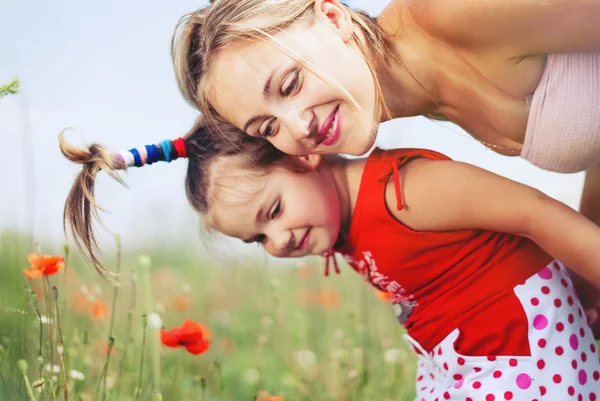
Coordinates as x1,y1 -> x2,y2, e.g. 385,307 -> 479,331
315,105 -> 341,147
322,106 -> 341,147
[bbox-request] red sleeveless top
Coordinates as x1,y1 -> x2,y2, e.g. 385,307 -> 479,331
335,148 -> 552,353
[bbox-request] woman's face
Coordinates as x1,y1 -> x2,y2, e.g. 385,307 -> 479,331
208,1 -> 379,156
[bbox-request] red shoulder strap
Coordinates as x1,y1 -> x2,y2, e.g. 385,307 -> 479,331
372,148 -> 452,211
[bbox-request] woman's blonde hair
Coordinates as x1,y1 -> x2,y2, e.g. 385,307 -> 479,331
171,0 -> 391,129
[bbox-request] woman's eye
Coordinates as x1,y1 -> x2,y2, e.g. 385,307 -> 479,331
270,200 -> 281,219
282,69 -> 300,97
259,118 -> 277,138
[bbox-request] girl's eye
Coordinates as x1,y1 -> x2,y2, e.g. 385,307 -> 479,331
282,69 -> 300,97
259,118 -> 277,138
270,200 -> 281,219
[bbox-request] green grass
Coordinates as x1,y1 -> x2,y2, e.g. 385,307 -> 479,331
0,231 -> 416,401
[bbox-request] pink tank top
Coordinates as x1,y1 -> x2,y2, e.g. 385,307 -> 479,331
521,53 -> 600,173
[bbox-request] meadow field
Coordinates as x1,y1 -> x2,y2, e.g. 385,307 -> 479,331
0,231 -> 417,401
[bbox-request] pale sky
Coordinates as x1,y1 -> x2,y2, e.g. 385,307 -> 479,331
0,0 -> 584,256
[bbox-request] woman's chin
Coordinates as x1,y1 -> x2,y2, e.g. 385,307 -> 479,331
344,134 -> 377,156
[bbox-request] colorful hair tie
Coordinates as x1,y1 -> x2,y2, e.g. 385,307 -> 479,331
139,146 -> 148,166
173,137 -> 187,158
160,140 -> 173,162
119,138 -> 187,169
129,148 -> 142,167
118,150 -> 135,167
145,144 -> 160,165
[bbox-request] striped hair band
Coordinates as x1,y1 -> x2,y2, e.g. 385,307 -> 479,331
115,137 -> 187,168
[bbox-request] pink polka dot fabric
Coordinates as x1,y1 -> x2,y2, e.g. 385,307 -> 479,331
412,261 -> 600,400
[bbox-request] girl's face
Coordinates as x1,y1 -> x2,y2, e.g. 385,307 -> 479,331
208,1 -> 378,157
210,155 -> 344,258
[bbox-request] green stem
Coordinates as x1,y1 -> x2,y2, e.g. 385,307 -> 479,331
61,245 -> 69,343
138,256 -> 161,398
47,380 -> 58,401
44,276 -> 55,375
101,236 -> 121,401
22,374 -> 37,401
52,286 -> 68,401
135,315 -> 148,401
113,273 -> 137,401
18,360 -> 37,401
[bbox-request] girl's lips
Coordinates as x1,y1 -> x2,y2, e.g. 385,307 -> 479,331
297,228 -> 311,250
315,105 -> 341,146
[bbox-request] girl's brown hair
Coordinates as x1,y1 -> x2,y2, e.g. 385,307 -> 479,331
60,117 -> 285,282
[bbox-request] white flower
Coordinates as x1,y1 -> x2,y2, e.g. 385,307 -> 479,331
56,345 -> 64,355
296,349 -> 317,370
347,369 -> 359,380
80,285 -> 89,295
40,315 -> 54,325
384,348 -> 408,365
241,368 -> 260,385
147,313 -> 162,329
182,283 -> 191,294
45,364 -> 61,373
104,376 -> 115,389
69,370 -> 85,381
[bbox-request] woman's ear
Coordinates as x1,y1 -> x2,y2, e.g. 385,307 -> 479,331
313,0 -> 354,41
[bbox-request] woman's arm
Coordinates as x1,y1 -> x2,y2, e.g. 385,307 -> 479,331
580,163 -> 600,226
576,163 -> 600,336
404,0 -> 600,55
387,158 -> 600,288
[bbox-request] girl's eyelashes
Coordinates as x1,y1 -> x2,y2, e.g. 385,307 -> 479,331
270,200 -> 281,219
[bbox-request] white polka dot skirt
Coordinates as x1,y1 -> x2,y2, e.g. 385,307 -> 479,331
412,260 -> 600,401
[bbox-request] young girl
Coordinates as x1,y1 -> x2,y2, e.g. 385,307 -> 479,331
60,119 -> 600,399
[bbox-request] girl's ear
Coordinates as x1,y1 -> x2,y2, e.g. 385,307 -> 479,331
294,154 -> 322,169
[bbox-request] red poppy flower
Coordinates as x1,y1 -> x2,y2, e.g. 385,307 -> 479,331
172,294 -> 191,311
90,299 -> 109,319
160,319 -> 210,355
23,253 -> 64,279
374,289 -> 392,302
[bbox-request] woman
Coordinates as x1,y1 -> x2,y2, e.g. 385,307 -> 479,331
171,0 -> 600,330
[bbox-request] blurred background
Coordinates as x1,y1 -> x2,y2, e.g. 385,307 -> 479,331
0,0 -> 588,400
